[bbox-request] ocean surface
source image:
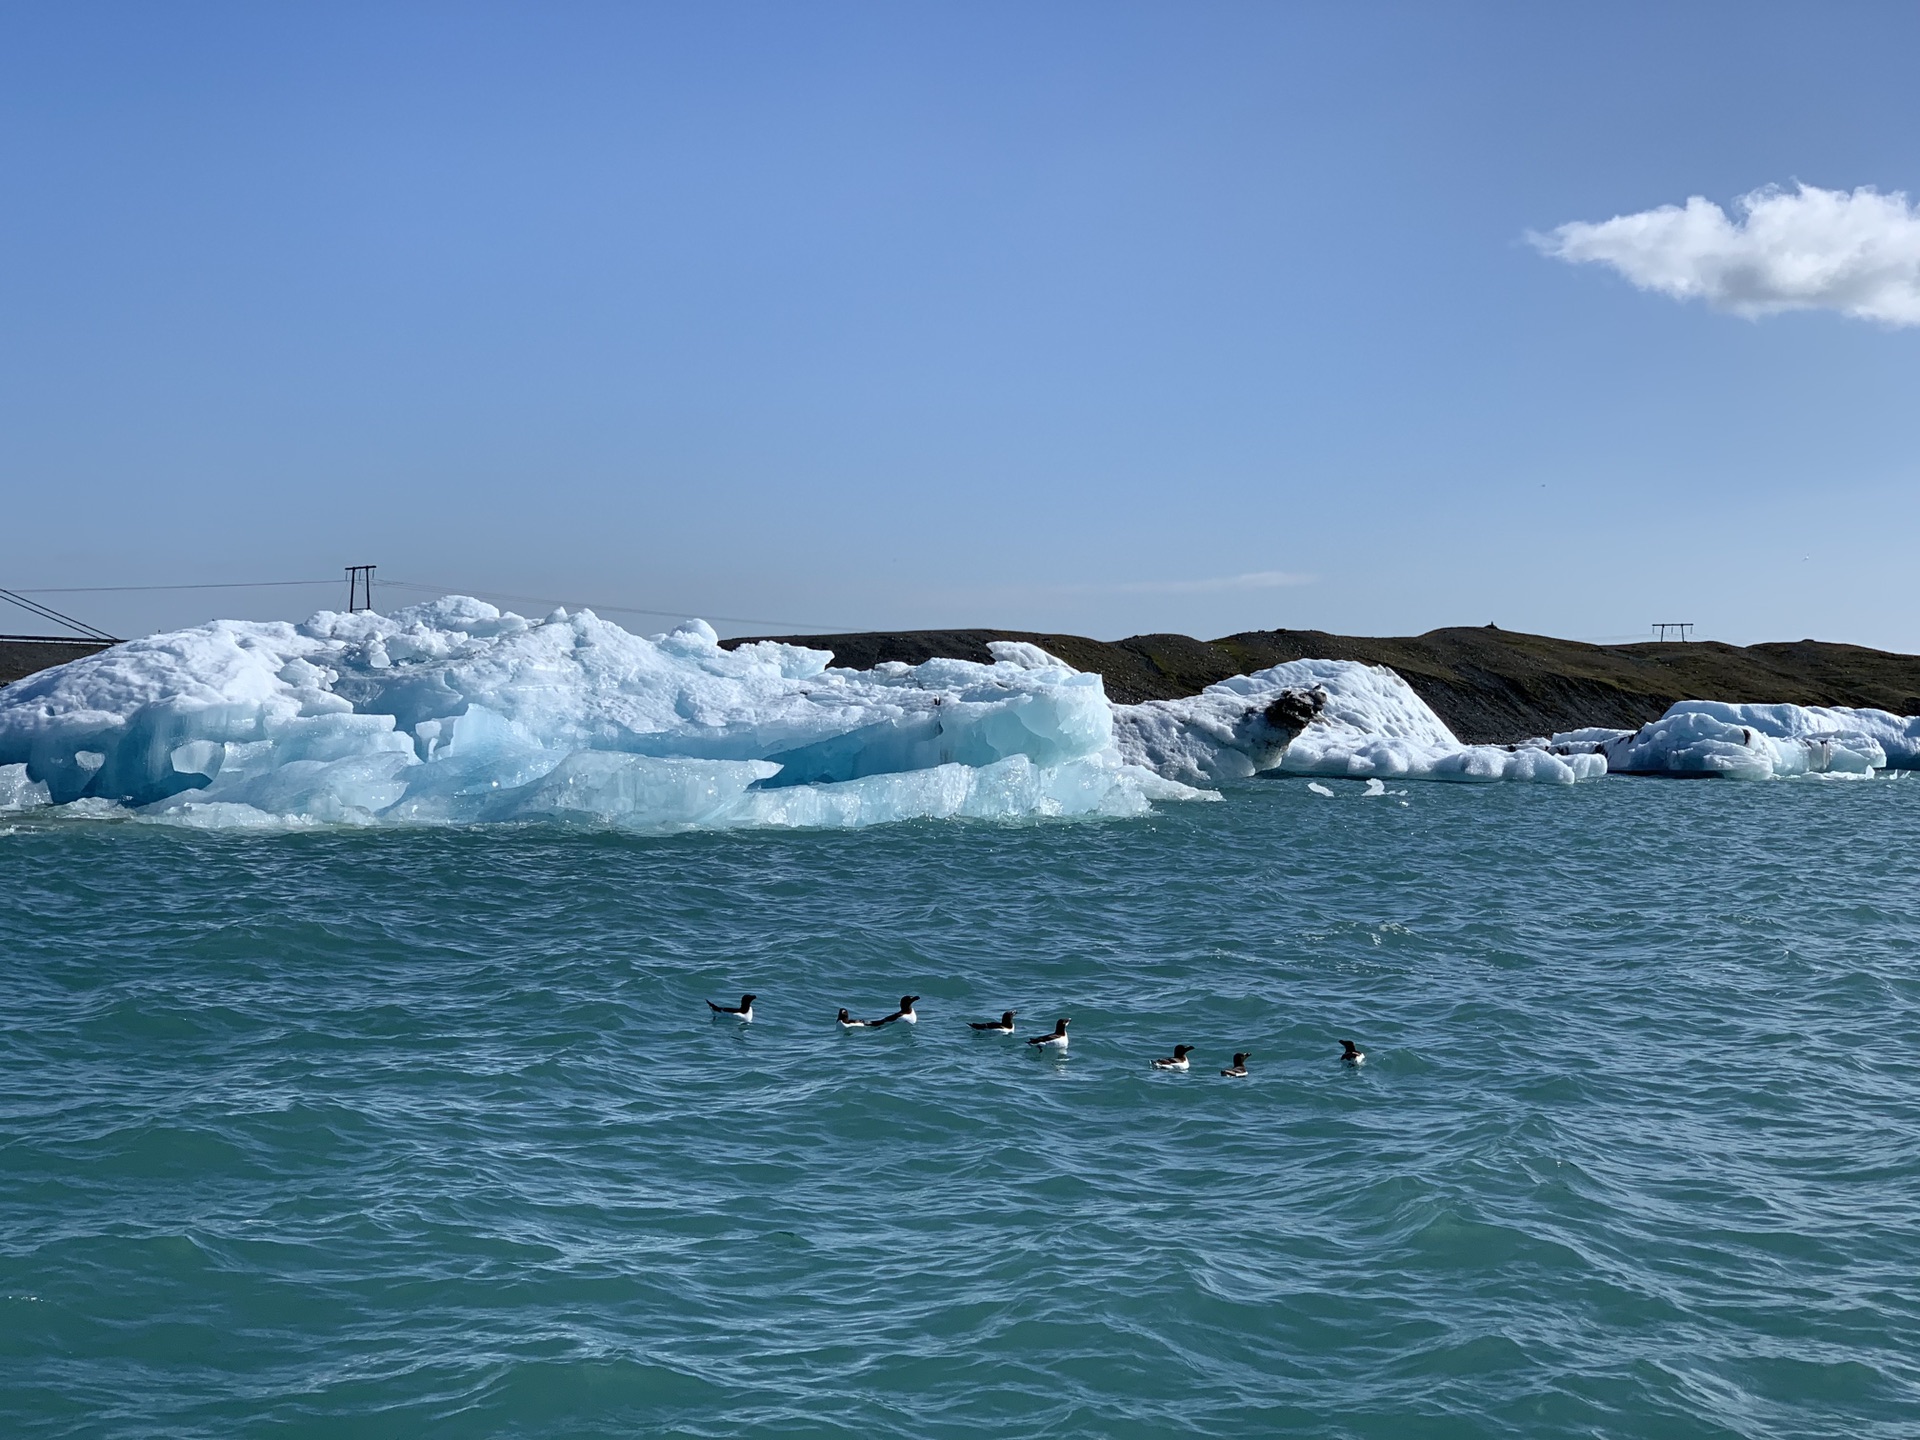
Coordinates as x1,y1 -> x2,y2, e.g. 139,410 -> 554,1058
4,777 -> 1918,1438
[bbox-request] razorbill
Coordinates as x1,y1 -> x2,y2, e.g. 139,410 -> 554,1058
707,994 -> 755,1022
869,995 -> 920,1028
1340,1039 -> 1365,1064
1220,1052 -> 1251,1078
837,1008 -> 869,1029
1027,1018 -> 1070,1051
1151,1044 -> 1195,1071
969,1010 -> 1017,1033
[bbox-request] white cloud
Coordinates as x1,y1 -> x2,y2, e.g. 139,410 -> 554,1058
1531,183 -> 1920,326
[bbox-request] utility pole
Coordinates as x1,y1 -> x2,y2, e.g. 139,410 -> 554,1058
346,565 -> 376,613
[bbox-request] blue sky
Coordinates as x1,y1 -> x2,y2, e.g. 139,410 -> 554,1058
4,3 -> 1918,648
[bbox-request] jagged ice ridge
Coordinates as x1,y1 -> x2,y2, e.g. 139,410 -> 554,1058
0,598 -> 1203,830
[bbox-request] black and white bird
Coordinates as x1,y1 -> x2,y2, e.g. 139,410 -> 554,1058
707,994 -> 756,1022
837,1008 -> 869,1029
969,1010 -> 1017,1033
1220,1052 -> 1251,1078
1340,1039 -> 1365,1065
1151,1044 -> 1195,1071
1027,1018 -> 1070,1051
869,995 -> 920,1028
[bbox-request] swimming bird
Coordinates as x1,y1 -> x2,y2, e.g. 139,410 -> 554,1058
969,1010 -> 1017,1033
837,1008 -> 869,1028
707,994 -> 755,1022
1151,1044 -> 1195,1071
869,995 -> 920,1028
1027,1018 -> 1070,1051
1220,1052 -> 1251,1078
1340,1039 -> 1365,1064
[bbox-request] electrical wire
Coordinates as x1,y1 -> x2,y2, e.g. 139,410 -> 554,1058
10,580 -> 338,594
0,588 -> 118,642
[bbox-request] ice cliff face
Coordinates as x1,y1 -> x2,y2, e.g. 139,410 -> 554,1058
1112,659 -> 1607,785
0,598 -> 1203,829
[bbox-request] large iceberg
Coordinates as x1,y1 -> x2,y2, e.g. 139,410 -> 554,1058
0,598 -> 1207,830
27,600 -> 1904,825
1113,659 -> 1606,785
1553,699 -> 1920,780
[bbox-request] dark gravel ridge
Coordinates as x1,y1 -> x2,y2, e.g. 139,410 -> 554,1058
0,638 -> 111,689
723,625 -> 1920,745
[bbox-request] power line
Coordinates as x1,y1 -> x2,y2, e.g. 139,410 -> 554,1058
9,580 -> 338,594
0,588 -> 118,642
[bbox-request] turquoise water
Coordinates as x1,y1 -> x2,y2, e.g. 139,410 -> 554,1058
4,778 -> 1919,1437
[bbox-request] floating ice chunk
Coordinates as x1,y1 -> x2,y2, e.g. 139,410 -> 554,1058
1115,659 -> 1604,785
0,599 -> 1210,830
1362,778 -> 1386,797
1553,700 -> 1897,779
139,800 -> 329,831
1674,700 -> 1909,770
1307,782 -> 1335,797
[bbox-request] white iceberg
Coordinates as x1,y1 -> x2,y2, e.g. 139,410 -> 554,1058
1553,698 -> 1915,779
0,598 -> 1209,830
1113,658 -> 1605,785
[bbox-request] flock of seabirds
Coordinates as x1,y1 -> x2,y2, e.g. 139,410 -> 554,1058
707,993 -> 1365,1077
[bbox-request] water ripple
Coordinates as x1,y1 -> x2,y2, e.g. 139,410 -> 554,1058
3,778 -> 1919,1436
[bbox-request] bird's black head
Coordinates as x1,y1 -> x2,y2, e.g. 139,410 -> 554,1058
1340,1039 -> 1360,1056
838,1008 -> 851,1021
1232,1052 -> 1249,1065
1002,1010 -> 1015,1024
1174,1044 -> 1193,1058
740,995 -> 757,1007
1057,1017 -> 1070,1031
902,995 -> 918,1008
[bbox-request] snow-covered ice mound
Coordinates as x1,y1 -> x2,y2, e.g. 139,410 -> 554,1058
1553,699 -> 1919,780
0,598 -> 1208,830
1114,659 -> 1605,785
